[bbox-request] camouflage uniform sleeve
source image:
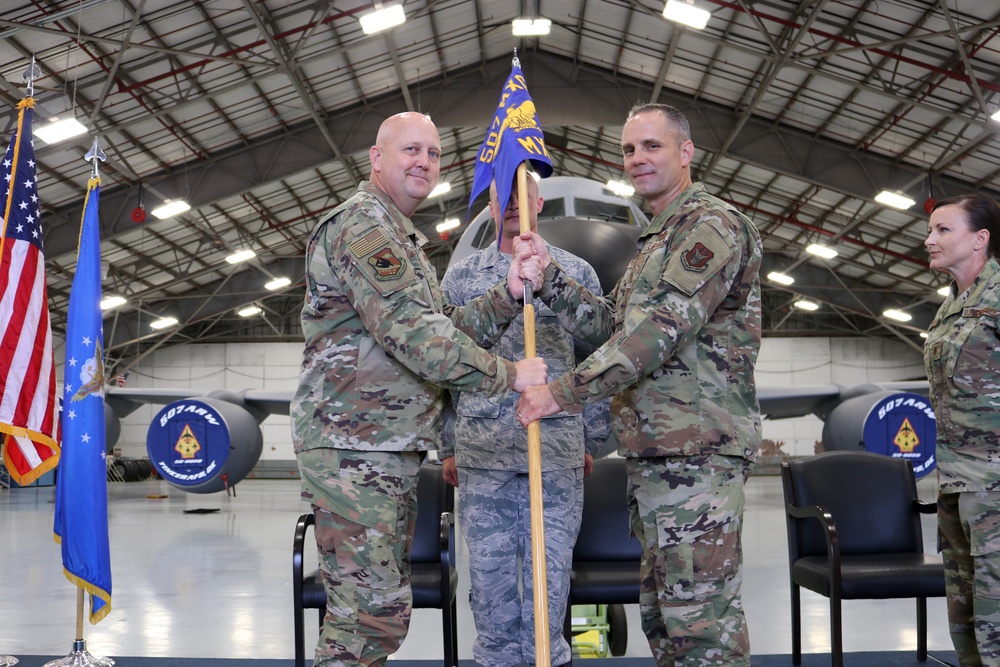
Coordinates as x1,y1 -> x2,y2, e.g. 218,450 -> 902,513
568,257 -> 612,454
341,223 -> 517,397
538,258 -> 618,347
439,261 -> 470,458
549,214 -> 747,412
441,262 -> 519,348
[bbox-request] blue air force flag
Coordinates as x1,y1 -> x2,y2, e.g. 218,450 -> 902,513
54,176 -> 112,624
467,56 -> 553,221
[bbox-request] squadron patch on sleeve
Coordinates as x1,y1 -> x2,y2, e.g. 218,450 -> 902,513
663,224 -> 733,296
349,228 -> 408,282
681,242 -> 714,272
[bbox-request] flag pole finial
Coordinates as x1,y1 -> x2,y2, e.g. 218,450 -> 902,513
512,48 -> 520,69
22,56 -> 41,99
85,138 -> 106,179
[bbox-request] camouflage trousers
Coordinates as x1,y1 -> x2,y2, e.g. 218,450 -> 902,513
458,466 -> 584,667
626,455 -> 752,667
298,448 -> 424,667
938,490 -> 1000,667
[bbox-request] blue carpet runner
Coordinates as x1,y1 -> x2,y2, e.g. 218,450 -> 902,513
1,653 -> 959,667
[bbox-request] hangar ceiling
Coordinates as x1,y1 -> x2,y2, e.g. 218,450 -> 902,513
2,0 -> 999,375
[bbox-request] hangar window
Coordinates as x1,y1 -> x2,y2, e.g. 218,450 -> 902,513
472,219 -> 496,250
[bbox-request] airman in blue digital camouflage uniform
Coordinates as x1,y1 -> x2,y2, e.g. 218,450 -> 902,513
516,103 -> 763,666
924,193 -> 1000,667
439,174 -> 611,667
290,112 -> 548,667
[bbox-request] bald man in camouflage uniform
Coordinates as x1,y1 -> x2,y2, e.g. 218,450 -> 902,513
439,175 -> 611,667
924,193 -> 1000,667
516,102 -> 763,666
291,112 -> 548,667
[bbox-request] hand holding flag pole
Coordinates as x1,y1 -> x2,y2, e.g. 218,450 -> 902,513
517,162 -> 552,667
468,51 -> 554,667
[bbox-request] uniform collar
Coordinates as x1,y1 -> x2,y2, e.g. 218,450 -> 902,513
640,182 -> 705,239
357,181 -> 429,248
938,257 -> 1000,318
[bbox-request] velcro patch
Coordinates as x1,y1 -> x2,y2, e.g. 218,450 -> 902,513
663,225 -> 733,296
349,228 -> 407,282
681,242 -> 714,271
963,306 -> 1000,319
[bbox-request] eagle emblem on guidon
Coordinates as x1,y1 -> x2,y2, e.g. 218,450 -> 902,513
501,100 -> 541,134
682,242 -> 714,272
368,247 -> 406,281
72,339 -> 106,402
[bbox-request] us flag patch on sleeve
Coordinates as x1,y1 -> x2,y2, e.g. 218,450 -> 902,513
349,228 -> 408,281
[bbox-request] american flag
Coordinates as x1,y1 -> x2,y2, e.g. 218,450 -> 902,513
0,98 -> 60,485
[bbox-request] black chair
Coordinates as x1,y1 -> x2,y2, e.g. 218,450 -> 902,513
292,462 -> 458,667
781,450 -> 946,667
563,456 -> 643,663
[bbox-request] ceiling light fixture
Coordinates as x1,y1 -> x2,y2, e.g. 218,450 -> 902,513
150,200 -> 191,220
226,248 -> 256,264
149,316 -> 178,330
100,295 -> 127,310
238,305 -> 262,318
875,190 -> 916,210
883,309 -> 912,322
606,179 -> 635,197
794,299 -> 819,311
436,218 -> 460,233
805,243 -> 838,259
662,0 -> 710,29
992,109 -> 1000,123
359,4 -> 405,34
512,18 -> 552,36
429,182 -> 451,198
937,285 -> 950,297
767,271 -> 794,286
265,277 -> 291,291
34,116 -> 88,144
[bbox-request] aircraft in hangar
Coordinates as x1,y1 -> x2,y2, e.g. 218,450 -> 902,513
103,177 -> 936,494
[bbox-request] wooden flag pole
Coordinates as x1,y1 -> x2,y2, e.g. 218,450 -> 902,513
517,162 -> 551,667
76,586 -> 85,640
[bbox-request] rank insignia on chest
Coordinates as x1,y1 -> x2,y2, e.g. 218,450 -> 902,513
681,242 -> 714,272
368,247 -> 406,281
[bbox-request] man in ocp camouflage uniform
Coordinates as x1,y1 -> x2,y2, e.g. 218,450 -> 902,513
515,102 -> 763,666
439,174 -> 611,667
290,112 -> 548,667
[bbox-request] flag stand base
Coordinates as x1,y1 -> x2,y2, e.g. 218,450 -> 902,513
42,640 -> 114,667
0,656 -> 18,666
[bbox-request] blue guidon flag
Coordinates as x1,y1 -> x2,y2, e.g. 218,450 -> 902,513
467,52 -> 553,223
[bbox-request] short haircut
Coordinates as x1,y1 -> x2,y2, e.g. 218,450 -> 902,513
933,193 -> 1000,258
626,102 -> 692,143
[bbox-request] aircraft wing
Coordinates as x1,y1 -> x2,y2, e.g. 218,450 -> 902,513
106,387 -> 293,418
757,381 -> 929,421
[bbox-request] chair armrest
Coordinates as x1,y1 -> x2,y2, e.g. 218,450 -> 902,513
914,499 -> 937,514
293,513 -> 315,584
785,502 -> 842,575
439,511 -> 453,566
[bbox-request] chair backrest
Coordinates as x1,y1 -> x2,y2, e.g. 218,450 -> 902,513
410,462 -> 452,565
782,451 -> 923,559
573,457 -> 643,561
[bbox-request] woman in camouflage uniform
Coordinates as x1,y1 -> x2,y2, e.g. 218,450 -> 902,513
924,193 -> 1000,666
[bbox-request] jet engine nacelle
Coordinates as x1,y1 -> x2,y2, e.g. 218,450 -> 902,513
821,389 -> 937,478
145,392 -> 264,493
